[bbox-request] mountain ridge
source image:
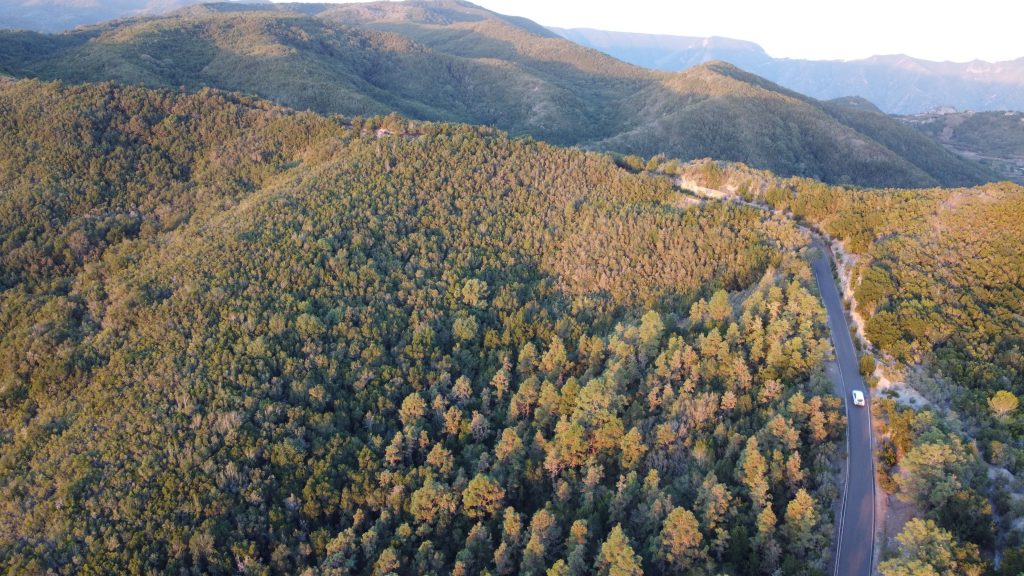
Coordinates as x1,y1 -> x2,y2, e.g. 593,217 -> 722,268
0,0 -> 272,33
0,0 -> 999,188
7,3 -> 1024,115
553,27 -> 1024,114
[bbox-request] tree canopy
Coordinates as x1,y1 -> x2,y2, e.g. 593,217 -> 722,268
0,80 -> 844,575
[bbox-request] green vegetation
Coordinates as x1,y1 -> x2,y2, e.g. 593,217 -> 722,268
675,159 -> 1024,422
673,157 -> 1024,563
990,391 -> 1020,419
0,0 -> 999,188
876,400 -> 994,553
915,111 -> 1024,158
902,109 -> 1024,184
2,5 -> 1018,571
0,80 -> 843,574
775,181 -> 1024,446
879,518 -> 984,576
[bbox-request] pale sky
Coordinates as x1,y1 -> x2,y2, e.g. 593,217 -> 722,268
274,0 -> 1024,63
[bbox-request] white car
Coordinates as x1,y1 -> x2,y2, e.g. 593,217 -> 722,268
851,390 -> 866,407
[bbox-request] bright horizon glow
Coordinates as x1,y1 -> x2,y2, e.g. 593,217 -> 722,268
271,0 -> 1024,63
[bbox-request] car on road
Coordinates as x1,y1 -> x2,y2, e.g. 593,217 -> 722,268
851,389 -> 865,407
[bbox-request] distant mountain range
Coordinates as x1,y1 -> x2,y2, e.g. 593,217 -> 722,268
4,3 -> 1023,118
0,1 -> 997,188
553,28 -> 1024,115
0,0 -> 271,33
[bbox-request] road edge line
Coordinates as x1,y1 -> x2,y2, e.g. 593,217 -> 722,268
813,251 -> 851,576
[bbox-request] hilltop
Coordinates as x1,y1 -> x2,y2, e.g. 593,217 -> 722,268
0,0 -> 997,188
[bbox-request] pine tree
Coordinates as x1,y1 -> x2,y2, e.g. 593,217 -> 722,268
659,507 -> 706,570
595,525 -> 643,576
462,475 -> 505,519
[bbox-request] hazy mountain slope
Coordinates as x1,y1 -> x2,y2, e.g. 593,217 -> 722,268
0,7 -> 617,146
552,27 -> 773,73
556,27 -> 1024,114
818,99 -> 995,188
603,62 -> 994,187
0,78 -> 845,575
765,56 -> 1024,115
900,109 -> 1024,183
0,0 -> 998,187
0,0 -> 270,32
827,96 -> 883,113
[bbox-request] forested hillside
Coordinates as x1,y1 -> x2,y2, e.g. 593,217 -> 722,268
901,109 -> 1024,184
673,158 -> 1024,568
0,0 -> 997,189
0,80 -> 844,575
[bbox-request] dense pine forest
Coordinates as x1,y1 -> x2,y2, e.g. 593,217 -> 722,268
674,158 -> 1024,573
0,80 -> 845,575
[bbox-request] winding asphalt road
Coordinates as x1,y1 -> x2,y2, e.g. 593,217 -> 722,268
673,179 -> 877,574
810,240 -> 875,576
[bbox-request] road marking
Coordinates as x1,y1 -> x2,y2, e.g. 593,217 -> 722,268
670,178 -> 877,575
814,257 -> 851,576
816,242 -> 876,576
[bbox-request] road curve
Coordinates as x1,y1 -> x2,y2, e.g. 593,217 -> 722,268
672,178 -> 877,574
810,240 -> 876,576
